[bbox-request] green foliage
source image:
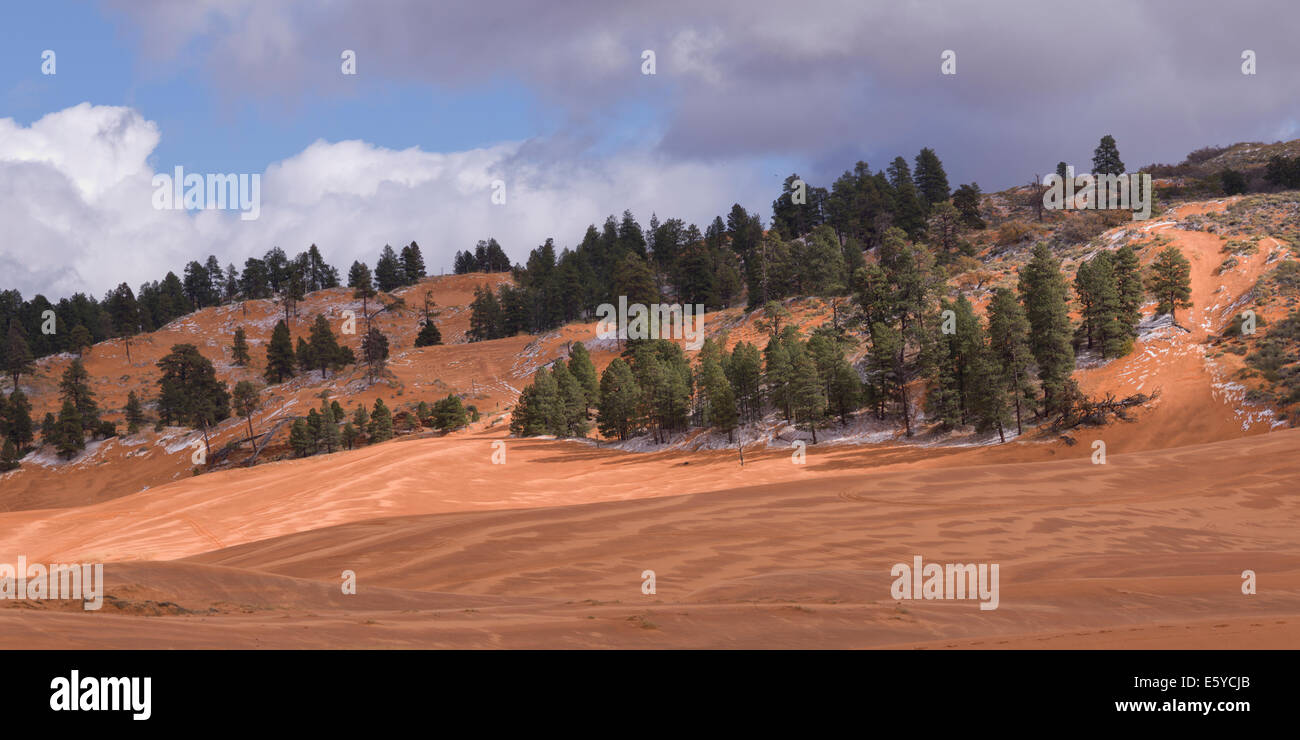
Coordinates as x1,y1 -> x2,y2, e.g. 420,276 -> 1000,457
368,398 -> 394,442
58,359 -> 100,435
264,320 -> 296,383
232,326 -> 251,366
1018,243 -> 1076,414
1092,134 -> 1125,175
304,314 -> 353,378
985,288 -> 1036,435
54,398 -> 84,459
361,326 -> 390,383
414,319 -> 442,347
431,394 -> 470,432
913,147 -> 951,212
156,344 -> 229,430
1147,246 -> 1193,321
595,357 -> 641,441
1075,252 -> 1133,358
952,182 -> 985,230
0,438 -> 20,471
724,341 -> 763,423
3,389 -> 35,449
289,419 -> 311,457
1221,168 -> 1248,195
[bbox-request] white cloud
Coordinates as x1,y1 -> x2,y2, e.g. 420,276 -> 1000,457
0,103 -> 771,299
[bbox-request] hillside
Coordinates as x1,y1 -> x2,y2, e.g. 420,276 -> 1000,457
4,193 -> 1299,510
3,183 -> 1300,648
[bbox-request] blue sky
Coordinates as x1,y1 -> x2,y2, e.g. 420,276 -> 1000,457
0,2 -> 570,175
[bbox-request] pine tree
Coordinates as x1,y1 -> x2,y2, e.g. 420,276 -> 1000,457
400,242 -> 426,284
368,398 -> 394,441
912,147 -> 951,212
924,296 -> 984,429
5,322 -> 35,390
307,314 -> 348,378
319,399 -> 340,452
1018,243 -> 1076,415
350,261 -> 378,333
968,343 -> 1013,443
985,288 -> 1035,435
306,408 -> 323,454
566,342 -> 599,410
341,422 -> 359,449
1147,245 -> 1193,323
414,319 -> 442,347
295,336 -> 313,374
0,438 -> 19,471
374,245 -> 404,292
763,335 -> 795,421
232,380 -> 259,441
232,327 -> 251,366
330,400 -> 345,423
865,227 -> 938,435
596,357 -> 641,441
1089,254 -> 1133,358
613,253 -> 659,308
467,285 -> 504,341
124,390 -> 145,434
808,330 -> 862,424
224,263 -> 240,303
523,367 -> 562,436
155,344 -> 230,459
798,225 -> 849,295
926,201 -> 972,264
1092,134 -> 1125,175
2,390 -> 31,450
68,325 -> 93,357
58,359 -> 100,435
432,394 -> 470,432
553,364 -> 590,437
361,326 -> 389,383
724,342 -> 763,423
1113,244 -> 1144,336
55,398 -> 84,459
508,382 -> 542,436
106,282 -> 141,362
699,346 -> 739,440
1074,256 -> 1102,351
351,404 -> 369,444
887,157 -> 926,238
264,320 -> 296,383
289,419 -> 311,457
41,412 -> 57,447
791,352 -> 827,442
280,268 -> 306,324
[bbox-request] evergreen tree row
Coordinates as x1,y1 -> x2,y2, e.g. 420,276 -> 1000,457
506,224 -> 1194,446
452,239 -> 512,274
0,244 -> 351,371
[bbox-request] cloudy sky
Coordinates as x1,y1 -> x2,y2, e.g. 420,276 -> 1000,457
1,0 -> 1297,298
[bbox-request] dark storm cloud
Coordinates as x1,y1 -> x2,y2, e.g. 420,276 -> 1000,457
107,0 -> 1299,189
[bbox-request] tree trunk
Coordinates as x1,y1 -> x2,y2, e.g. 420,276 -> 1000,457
200,420 -> 212,464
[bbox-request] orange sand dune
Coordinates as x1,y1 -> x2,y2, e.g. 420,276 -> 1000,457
2,427 -> 1297,648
